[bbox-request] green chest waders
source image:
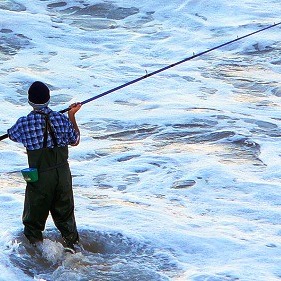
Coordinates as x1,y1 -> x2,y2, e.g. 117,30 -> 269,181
23,111 -> 79,246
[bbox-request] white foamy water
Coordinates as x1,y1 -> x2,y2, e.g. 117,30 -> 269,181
0,0 -> 281,280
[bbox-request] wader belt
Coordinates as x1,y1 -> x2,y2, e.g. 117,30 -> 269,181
39,161 -> 68,173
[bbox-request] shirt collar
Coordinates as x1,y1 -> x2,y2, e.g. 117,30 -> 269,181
32,107 -> 52,114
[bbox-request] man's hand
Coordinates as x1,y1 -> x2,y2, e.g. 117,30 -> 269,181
68,103 -> 82,146
68,102 -> 82,115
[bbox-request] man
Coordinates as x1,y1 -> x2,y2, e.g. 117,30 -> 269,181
7,81 -> 82,253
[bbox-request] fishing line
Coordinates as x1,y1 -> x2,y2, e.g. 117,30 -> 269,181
0,21 -> 280,141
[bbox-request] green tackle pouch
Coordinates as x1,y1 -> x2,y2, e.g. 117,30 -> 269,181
21,168 -> 38,183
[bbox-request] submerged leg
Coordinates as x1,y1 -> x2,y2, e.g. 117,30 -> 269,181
22,182 -> 52,244
50,166 -> 79,250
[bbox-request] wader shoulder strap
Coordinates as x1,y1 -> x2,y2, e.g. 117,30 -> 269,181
35,111 -> 58,148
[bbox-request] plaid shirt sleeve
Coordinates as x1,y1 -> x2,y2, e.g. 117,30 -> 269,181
61,114 -> 79,145
8,117 -> 26,143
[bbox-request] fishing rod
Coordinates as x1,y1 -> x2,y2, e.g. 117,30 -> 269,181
0,21 -> 280,142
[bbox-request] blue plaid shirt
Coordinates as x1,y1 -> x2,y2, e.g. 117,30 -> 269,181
8,107 -> 79,150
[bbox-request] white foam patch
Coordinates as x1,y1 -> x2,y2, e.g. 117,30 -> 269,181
39,239 -> 65,264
